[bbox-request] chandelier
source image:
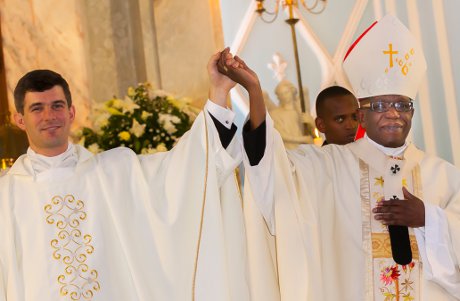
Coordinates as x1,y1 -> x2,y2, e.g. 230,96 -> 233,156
255,0 -> 328,114
256,0 -> 327,23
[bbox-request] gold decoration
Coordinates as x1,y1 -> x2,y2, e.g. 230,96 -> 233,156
372,233 -> 419,260
45,195 -> 100,300
374,176 -> 384,187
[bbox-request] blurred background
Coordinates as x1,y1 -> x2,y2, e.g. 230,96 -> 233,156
1,0 -> 459,168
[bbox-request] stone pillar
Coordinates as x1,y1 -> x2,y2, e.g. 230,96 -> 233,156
153,0 -> 224,106
0,0 -> 91,129
0,0 -> 225,129
80,0 -> 163,102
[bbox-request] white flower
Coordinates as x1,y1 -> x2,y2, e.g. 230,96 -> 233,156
121,96 -> 140,113
164,123 -> 176,134
88,143 -> 102,154
130,119 -> 146,138
77,83 -> 194,155
170,115 -> 180,123
93,112 -> 111,132
159,113 -> 180,134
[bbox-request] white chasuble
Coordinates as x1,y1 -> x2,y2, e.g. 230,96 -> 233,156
243,116 -> 460,301
0,110 -> 249,301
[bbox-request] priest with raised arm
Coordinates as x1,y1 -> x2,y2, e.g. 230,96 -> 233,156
0,50 -> 251,301
223,14 -> 460,301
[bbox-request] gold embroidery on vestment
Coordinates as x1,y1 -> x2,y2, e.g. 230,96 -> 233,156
361,159 -> 424,301
45,195 -> 100,300
371,233 -> 419,260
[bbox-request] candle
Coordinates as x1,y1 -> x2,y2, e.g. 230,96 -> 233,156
313,128 -> 323,146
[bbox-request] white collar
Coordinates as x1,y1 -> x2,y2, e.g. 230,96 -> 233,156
364,134 -> 408,157
27,143 -> 78,174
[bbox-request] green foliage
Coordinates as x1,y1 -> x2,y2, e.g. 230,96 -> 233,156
77,83 -> 196,154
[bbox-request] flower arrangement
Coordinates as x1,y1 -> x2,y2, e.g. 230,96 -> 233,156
77,83 -> 197,154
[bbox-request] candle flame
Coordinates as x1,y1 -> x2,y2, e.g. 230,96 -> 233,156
314,128 -> 319,138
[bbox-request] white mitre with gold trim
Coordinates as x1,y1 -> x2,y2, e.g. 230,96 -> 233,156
343,14 -> 427,99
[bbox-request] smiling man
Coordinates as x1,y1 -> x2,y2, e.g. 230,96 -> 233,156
14,75 -> 75,156
358,94 -> 413,147
0,59 -> 251,301
237,14 -> 460,301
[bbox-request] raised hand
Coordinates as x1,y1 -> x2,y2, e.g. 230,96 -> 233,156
207,49 -> 237,107
216,48 -> 260,92
215,48 -> 265,129
372,187 -> 425,228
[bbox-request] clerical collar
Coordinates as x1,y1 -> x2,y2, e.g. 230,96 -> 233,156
364,134 -> 408,157
27,143 -> 78,174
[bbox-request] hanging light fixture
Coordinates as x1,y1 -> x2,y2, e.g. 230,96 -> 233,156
255,0 -> 328,113
256,0 -> 327,23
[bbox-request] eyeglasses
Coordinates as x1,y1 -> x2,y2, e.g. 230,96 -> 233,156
360,100 -> 414,113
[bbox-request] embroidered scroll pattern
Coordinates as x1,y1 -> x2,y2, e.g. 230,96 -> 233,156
44,195 -> 100,300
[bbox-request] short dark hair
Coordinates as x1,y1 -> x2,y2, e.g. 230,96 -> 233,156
315,86 -> 355,118
14,69 -> 72,114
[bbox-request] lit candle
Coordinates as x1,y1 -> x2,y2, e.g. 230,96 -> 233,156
313,128 -> 323,146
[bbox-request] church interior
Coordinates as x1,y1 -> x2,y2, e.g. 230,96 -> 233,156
1,0 -> 459,171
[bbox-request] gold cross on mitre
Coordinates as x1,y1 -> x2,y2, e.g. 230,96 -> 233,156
342,14 -> 427,100
383,43 -> 398,69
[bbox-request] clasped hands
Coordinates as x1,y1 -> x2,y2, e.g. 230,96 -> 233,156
372,187 -> 425,228
215,48 -> 260,91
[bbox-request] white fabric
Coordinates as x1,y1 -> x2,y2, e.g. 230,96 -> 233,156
243,115 -> 460,300
343,14 -> 427,99
0,106 -> 248,301
27,144 -> 78,175
365,133 -> 408,157
206,99 -> 235,130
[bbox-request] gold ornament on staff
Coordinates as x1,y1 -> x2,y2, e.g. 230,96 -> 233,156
255,0 -> 327,114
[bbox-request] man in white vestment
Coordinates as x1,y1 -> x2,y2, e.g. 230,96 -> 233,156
0,50 -> 254,300
233,14 -> 460,301
314,85 -> 359,146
